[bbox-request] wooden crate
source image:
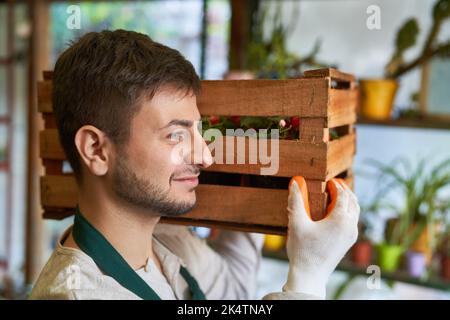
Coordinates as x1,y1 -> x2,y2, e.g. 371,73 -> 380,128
38,68 -> 357,234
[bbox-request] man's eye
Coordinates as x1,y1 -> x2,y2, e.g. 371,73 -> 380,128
168,131 -> 185,142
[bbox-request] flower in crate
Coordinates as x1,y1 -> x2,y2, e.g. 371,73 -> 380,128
290,116 -> 300,128
230,116 -> 241,127
209,115 -> 220,125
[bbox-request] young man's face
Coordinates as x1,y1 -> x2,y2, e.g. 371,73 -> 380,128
110,87 -> 213,216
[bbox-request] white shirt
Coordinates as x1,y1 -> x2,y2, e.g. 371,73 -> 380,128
29,223 -> 318,300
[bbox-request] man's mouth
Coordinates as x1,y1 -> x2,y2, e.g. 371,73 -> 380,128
172,174 -> 199,186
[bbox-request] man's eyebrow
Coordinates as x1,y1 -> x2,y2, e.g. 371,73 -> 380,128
159,118 -> 202,130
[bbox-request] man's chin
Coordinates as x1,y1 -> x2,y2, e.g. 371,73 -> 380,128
159,200 -> 196,217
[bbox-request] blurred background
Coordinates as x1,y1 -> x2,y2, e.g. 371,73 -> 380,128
0,0 -> 449,299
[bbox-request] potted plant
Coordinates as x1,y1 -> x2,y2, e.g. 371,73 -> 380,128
246,2 -> 330,80
360,0 -> 450,120
405,250 -> 427,278
350,202 -> 377,267
441,238 -> 450,280
368,157 -> 450,272
435,223 -> 450,280
351,223 -> 373,267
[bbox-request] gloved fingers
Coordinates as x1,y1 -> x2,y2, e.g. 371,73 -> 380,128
337,178 -> 359,204
324,179 -> 350,220
287,177 -> 312,226
346,188 -> 360,224
335,179 -> 360,223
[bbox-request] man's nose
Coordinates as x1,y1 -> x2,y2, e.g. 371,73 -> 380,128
190,130 -> 213,168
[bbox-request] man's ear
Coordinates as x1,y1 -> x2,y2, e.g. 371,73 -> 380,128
74,125 -> 111,176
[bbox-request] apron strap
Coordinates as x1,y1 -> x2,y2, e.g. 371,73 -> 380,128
72,206 -> 206,300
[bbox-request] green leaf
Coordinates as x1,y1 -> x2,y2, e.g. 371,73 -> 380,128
433,0 -> 450,20
396,18 -> 420,54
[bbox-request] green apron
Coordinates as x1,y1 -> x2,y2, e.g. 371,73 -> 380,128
72,206 -> 206,300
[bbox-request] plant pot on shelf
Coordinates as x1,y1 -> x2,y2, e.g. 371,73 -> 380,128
405,250 -> 427,278
410,222 -> 439,265
359,79 -> 398,120
377,243 -> 404,273
351,241 -> 373,267
264,235 -> 286,252
442,255 -> 450,281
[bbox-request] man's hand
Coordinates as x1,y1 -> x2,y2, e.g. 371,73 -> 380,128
282,177 -> 360,299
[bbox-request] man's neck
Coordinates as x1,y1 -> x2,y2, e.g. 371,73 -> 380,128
71,186 -> 161,271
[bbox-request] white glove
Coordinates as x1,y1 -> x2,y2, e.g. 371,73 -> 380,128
282,177 -> 360,299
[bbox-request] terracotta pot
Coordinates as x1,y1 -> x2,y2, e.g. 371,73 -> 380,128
360,79 -> 398,120
442,255 -> 450,280
351,241 -> 373,267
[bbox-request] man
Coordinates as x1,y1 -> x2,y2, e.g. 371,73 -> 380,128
30,30 -> 359,300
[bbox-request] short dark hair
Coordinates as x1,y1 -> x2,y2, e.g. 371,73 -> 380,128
53,29 -> 200,181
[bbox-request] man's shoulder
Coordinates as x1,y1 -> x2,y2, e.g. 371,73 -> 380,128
28,245 -> 136,300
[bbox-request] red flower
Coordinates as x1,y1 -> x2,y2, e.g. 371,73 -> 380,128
230,116 -> 241,127
209,115 -> 220,125
290,116 -> 300,128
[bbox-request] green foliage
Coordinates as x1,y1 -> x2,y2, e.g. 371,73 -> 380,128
365,157 -> 450,249
385,18 -> 419,77
396,19 -> 420,55
246,2 -> 328,79
433,0 -> 450,20
385,0 -> 450,78
201,116 -> 298,139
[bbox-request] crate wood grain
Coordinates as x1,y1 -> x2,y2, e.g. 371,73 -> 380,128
37,68 -> 357,234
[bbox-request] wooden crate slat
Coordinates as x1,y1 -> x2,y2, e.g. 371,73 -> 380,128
36,78 -> 333,118
43,113 -> 56,129
39,128 -> 355,180
40,130 -> 64,160
41,171 -> 354,232
304,68 -> 356,84
299,118 -> 329,143
43,70 -> 53,81
42,160 -> 63,175
41,175 -> 288,225
326,133 -> 356,180
198,78 -> 330,117
159,218 -> 287,235
40,128 -> 333,179
37,81 -> 53,113
41,176 -> 78,208
43,208 -> 74,220
328,88 -> 358,128
204,136 -> 328,179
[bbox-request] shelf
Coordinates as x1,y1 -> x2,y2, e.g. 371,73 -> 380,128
262,250 -> 450,292
357,116 -> 450,131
